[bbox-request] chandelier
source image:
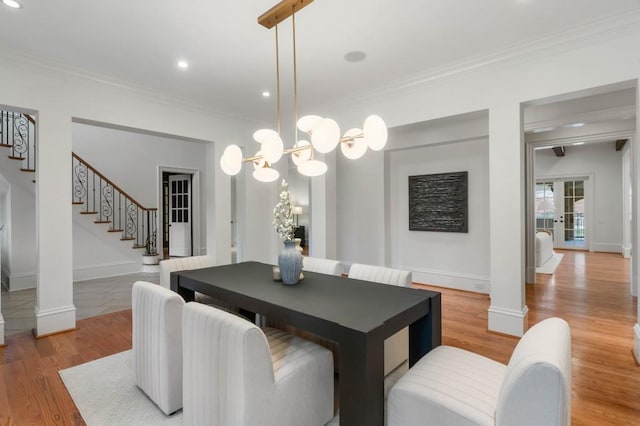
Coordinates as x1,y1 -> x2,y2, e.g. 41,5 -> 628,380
219,0 -> 388,183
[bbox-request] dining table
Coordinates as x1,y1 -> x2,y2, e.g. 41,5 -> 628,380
171,261 -> 442,426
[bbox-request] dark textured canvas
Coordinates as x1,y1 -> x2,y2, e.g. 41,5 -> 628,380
408,171 -> 468,233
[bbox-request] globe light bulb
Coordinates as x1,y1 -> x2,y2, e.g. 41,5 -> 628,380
297,115 -> 322,133
340,128 -> 368,160
291,140 -> 312,166
298,159 -> 328,177
310,118 -> 340,154
363,114 -> 388,151
220,144 -> 243,175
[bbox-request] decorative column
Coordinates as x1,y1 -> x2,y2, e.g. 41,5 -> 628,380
207,142 -> 232,265
35,107 -> 75,336
310,152 -> 337,259
633,83 -> 640,363
488,101 -> 528,336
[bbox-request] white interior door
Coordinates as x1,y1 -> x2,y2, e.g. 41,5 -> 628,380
169,174 -> 192,257
536,179 -> 586,250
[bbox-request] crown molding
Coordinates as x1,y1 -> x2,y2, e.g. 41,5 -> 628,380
0,49 -> 260,127
331,8 -> 640,111
524,105 -> 636,132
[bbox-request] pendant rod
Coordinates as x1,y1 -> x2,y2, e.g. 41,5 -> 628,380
292,9 -> 298,144
275,24 -> 281,135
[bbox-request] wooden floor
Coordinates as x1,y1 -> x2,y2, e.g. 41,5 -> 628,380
0,250 -> 638,425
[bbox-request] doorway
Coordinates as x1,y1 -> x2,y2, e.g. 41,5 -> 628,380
536,178 -> 587,250
160,170 -> 199,258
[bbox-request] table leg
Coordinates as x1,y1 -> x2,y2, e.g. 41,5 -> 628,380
409,293 -> 442,366
170,273 -> 195,302
339,334 -> 385,425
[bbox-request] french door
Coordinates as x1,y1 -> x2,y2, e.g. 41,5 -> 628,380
168,174 -> 192,257
535,178 -> 587,249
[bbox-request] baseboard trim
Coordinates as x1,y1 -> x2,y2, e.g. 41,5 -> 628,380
591,242 -> 623,254
488,305 -> 529,337
633,324 -> 640,365
393,264 -> 490,294
73,261 -> 143,282
35,304 -> 76,337
7,272 -> 37,291
623,246 -> 632,259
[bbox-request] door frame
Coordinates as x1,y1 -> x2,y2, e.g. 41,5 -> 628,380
525,129 -> 634,284
157,166 -> 201,258
536,174 -> 593,251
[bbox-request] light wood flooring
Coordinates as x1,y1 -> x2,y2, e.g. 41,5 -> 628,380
0,250 -> 638,425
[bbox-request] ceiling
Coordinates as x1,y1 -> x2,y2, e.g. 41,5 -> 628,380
1,0 -> 639,125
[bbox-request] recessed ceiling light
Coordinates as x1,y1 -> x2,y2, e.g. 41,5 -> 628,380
344,51 -> 367,63
177,60 -> 189,69
572,142 -> 585,146
565,122 -> 585,128
3,0 -> 21,8
262,91 -> 270,98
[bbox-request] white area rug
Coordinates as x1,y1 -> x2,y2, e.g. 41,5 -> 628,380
536,253 -> 564,274
59,349 -> 406,425
59,350 -> 182,425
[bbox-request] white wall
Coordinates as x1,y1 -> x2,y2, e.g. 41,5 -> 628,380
1,12 -> 639,338
389,139 -> 490,293
0,156 -> 36,291
536,143 -> 624,253
328,15 -> 640,335
73,123 -> 208,207
0,53 -> 257,336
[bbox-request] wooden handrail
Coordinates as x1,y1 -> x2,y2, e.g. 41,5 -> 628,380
24,114 -> 36,125
71,152 -> 154,211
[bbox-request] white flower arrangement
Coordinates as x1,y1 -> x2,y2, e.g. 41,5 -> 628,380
273,179 -> 296,241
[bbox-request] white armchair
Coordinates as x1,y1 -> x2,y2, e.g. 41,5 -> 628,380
182,302 -> 334,426
388,317 -> 572,426
348,263 -> 412,376
132,281 -> 185,415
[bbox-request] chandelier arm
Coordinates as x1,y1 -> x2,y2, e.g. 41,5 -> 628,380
339,133 -> 365,145
284,144 -> 312,155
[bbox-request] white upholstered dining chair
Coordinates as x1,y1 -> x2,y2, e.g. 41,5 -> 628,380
348,263 -> 412,376
388,317 -> 572,426
132,280 -> 185,415
302,256 -> 342,276
159,255 -> 236,310
182,302 -> 334,426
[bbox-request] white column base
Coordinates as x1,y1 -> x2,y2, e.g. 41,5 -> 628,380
634,324 -> 640,365
488,305 -> 529,337
35,304 -> 76,337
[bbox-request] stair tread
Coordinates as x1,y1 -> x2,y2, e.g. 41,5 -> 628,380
94,221 -> 111,224
132,245 -> 145,249
8,156 -> 24,160
20,168 -> 35,172
80,211 -> 98,215
72,202 -> 84,205
0,144 -> 12,147
108,229 -> 124,233
120,237 -> 135,241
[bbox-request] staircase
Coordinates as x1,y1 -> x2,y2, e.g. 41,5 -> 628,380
71,152 -> 158,255
1,110 -> 158,261
0,110 -> 36,175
